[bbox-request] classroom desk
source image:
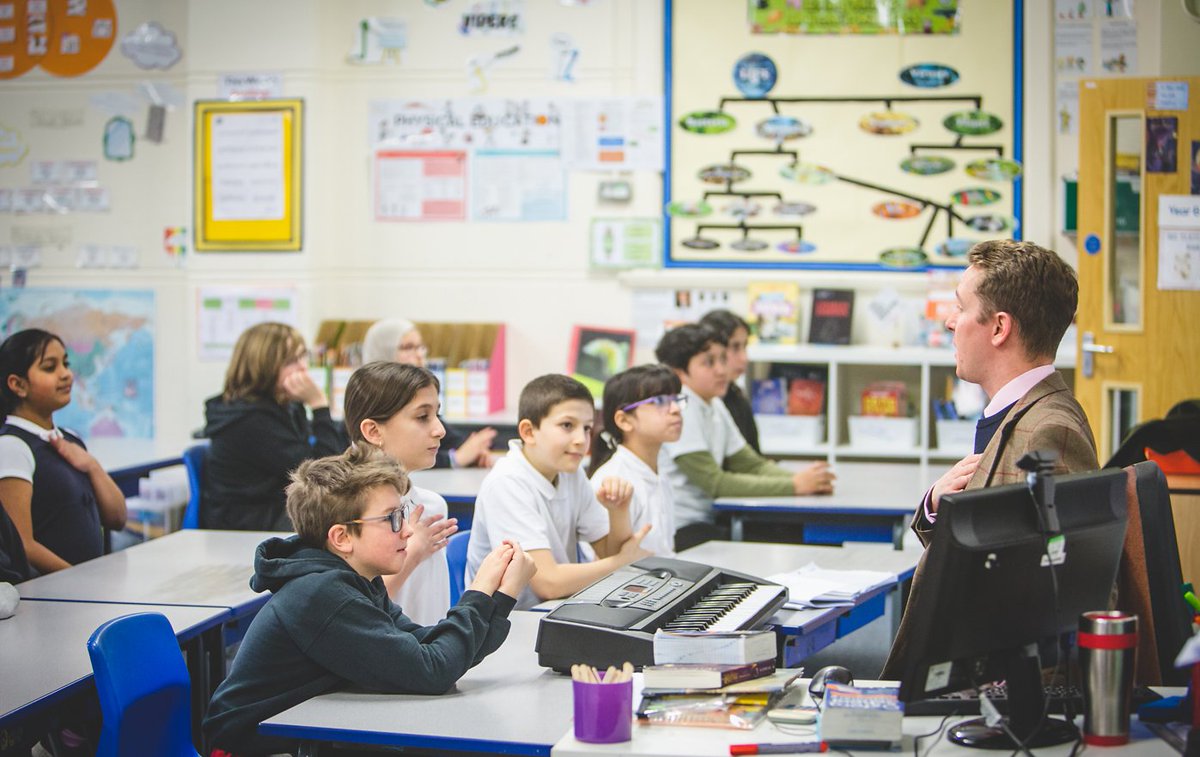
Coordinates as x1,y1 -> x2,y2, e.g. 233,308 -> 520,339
0,598 -> 228,749
714,461 -> 937,548
410,467 -> 490,505
550,680 -> 1180,756
259,611 -> 573,756
679,540 -> 923,664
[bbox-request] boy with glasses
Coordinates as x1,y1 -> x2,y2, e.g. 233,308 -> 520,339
204,444 -> 535,756
656,324 -> 835,550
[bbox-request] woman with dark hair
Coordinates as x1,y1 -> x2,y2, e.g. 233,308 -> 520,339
0,328 -> 126,572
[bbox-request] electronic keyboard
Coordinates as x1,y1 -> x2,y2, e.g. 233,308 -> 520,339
535,556 -> 788,672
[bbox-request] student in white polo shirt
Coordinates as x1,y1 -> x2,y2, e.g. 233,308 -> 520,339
465,374 -> 653,609
587,364 -> 684,557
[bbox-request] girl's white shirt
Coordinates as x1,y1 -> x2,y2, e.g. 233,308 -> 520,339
589,444 -> 676,557
390,484 -> 451,625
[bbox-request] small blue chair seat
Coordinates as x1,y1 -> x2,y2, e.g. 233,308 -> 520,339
87,612 -> 200,757
181,443 -> 209,529
446,529 -> 471,605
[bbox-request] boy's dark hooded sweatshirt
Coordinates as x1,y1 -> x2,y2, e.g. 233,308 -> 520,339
201,397 -> 345,531
203,535 -> 516,755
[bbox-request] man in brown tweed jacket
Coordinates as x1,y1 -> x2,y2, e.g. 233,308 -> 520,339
881,240 -> 1098,679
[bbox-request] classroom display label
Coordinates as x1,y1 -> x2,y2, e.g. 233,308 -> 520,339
859,111 -> 919,136
900,63 -> 959,89
899,155 -> 955,176
680,110 -> 737,135
732,52 -> 777,98
964,158 -> 1022,181
942,110 -> 1004,136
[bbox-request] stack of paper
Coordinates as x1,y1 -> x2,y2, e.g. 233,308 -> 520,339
767,563 -> 895,609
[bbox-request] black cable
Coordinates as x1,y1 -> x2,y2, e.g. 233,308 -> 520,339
912,713 -> 956,757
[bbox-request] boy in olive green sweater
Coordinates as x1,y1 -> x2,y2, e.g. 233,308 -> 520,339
656,324 -> 835,550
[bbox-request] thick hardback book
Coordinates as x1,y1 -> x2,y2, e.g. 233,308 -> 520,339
642,659 -> 777,690
751,378 -> 788,414
808,288 -> 854,345
652,628 -> 777,665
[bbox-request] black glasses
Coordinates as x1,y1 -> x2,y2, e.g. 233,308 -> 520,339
620,393 -> 688,413
340,504 -> 410,533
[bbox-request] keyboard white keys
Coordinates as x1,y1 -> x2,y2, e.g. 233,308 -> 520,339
707,583 -> 787,632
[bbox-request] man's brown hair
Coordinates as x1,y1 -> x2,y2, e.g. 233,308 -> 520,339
968,240 -> 1078,361
286,443 -> 410,547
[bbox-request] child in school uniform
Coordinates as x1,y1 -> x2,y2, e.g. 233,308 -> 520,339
342,361 -> 460,624
465,374 -> 652,610
656,324 -> 836,550
587,364 -> 684,557
699,309 -> 760,454
203,444 -> 535,756
0,329 -> 126,573
363,317 -> 496,469
202,322 -> 345,531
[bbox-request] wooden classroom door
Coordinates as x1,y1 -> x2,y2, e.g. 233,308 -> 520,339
1076,77 -> 1200,462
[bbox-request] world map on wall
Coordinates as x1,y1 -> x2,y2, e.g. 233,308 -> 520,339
0,289 -> 155,440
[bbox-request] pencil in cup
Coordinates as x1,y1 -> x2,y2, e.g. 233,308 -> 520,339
572,662 -> 635,743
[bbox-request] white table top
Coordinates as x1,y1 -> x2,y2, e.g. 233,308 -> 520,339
679,540 -> 924,584
0,599 -> 228,727
715,461 -> 938,514
17,529 -> 284,614
551,680 -> 1179,756
260,610 -> 573,753
410,467 -> 490,503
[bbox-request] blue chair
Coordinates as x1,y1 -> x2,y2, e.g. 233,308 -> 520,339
87,612 -> 200,757
181,443 -> 209,529
446,529 -> 470,605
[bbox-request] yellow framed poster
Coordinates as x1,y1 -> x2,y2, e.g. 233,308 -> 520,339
194,99 -> 303,251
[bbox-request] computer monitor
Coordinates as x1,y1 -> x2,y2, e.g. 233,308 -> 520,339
897,465 -> 1129,750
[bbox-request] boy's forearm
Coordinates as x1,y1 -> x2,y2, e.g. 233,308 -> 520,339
595,507 -> 633,557
530,555 -> 632,600
724,446 -> 790,477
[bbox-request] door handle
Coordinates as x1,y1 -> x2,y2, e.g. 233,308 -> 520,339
1081,332 -> 1114,378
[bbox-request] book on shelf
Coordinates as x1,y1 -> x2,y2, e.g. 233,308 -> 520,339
747,281 -> 801,345
751,378 -> 788,414
808,288 -> 854,345
787,377 -> 826,415
652,628 -> 776,665
642,659 -> 776,691
860,380 -> 908,417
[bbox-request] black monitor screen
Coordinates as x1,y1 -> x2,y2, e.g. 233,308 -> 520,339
897,467 -> 1128,748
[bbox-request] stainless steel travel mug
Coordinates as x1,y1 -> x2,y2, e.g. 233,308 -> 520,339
1078,610 -> 1137,746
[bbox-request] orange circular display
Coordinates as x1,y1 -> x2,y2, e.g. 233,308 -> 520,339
38,0 -> 117,77
0,1 -> 49,80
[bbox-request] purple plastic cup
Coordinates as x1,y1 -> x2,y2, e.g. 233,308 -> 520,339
572,677 -> 633,743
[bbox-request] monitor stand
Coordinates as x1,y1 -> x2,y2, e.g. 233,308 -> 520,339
947,646 -> 1079,750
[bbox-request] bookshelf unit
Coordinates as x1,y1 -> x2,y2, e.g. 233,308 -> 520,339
746,343 -> 1077,466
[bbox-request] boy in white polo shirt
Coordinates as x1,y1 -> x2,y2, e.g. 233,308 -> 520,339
656,324 -> 836,550
465,374 -> 653,609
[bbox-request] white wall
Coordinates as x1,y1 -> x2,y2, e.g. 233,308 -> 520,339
2,0 -> 1197,454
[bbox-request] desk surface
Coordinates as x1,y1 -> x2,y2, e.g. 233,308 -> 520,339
715,461 -> 936,513
680,540 -> 924,584
17,529 -> 282,615
0,599 -> 227,728
260,610 -> 573,756
410,467 -> 490,503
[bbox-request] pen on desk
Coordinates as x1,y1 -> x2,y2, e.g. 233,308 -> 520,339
730,743 -> 827,755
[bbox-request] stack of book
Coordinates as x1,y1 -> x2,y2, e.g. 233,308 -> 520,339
637,629 -> 799,729
767,563 -> 895,610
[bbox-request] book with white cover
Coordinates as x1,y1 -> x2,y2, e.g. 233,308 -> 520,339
767,563 -> 895,610
652,628 -> 776,665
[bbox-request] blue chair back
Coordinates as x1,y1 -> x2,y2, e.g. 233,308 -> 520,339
87,612 -> 199,757
181,443 -> 208,529
446,529 -> 471,605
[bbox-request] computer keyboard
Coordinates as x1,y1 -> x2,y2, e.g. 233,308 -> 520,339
903,684 -> 1084,717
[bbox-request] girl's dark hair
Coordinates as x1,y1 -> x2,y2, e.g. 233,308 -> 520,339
343,361 -> 440,443
587,364 -> 681,477
0,329 -> 64,416
654,323 -> 723,371
699,309 -> 750,343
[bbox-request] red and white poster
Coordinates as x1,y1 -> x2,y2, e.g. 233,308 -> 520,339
374,150 -> 466,222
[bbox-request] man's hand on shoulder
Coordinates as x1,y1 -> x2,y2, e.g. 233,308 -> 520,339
931,453 -> 982,514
